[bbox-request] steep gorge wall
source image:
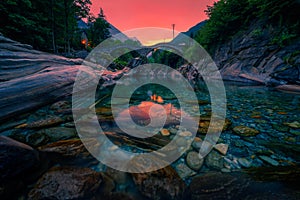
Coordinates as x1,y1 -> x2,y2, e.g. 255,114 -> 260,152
212,22 -> 300,86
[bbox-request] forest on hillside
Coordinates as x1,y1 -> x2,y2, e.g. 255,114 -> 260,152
195,0 -> 300,53
0,0 -> 110,54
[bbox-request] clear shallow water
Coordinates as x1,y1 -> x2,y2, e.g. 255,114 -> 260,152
2,79 -> 298,199
222,83 -> 300,161
97,81 -> 300,165
93,81 -> 300,198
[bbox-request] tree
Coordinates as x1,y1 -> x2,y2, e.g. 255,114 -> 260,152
0,0 -> 92,53
195,0 -> 300,53
99,7 -> 106,19
88,9 -> 110,47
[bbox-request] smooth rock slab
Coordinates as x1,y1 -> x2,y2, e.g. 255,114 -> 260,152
0,34 -> 127,124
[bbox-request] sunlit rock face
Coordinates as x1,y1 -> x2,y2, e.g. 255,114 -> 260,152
118,101 -> 182,127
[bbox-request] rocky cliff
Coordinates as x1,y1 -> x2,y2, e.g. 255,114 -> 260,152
212,21 -> 300,88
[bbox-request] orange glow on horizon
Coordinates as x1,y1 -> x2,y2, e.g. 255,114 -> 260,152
90,0 -> 214,32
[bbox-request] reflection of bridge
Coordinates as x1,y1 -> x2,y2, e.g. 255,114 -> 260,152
100,43 -> 184,57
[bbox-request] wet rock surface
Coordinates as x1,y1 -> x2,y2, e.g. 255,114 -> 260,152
38,139 -> 99,167
0,34 -> 129,124
188,170 -> 300,200
0,136 -> 40,180
132,165 -> 186,200
205,150 -> 225,170
212,24 -> 300,88
233,125 -> 260,137
0,136 -> 46,199
28,166 -> 105,200
186,151 -> 204,171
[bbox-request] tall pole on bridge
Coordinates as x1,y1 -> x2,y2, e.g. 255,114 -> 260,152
172,24 -> 175,39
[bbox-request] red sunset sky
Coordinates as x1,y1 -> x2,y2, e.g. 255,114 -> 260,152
90,0 -> 214,32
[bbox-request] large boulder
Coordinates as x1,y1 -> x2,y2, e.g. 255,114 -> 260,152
0,34 -> 83,123
28,166 -> 112,200
130,156 -> 186,200
0,34 -> 129,125
0,136 -> 40,180
0,136 -> 43,199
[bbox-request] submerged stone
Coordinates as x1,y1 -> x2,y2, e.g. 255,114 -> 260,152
188,172 -> 238,199
186,151 -> 204,171
259,155 -> 279,166
205,150 -> 224,170
238,157 -> 252,168
289,129 -> 300,136
272,124 -> 289,132
284,121 -> 300,129
233,125 -> 260,137
175,163 -> 197,179
179,131 -> 193,137
160,128 -> 170,136
214,143 -> 229,156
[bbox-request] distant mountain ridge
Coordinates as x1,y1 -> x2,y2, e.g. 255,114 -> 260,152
77,19 -> 129,42
183,20 -> 207,37
171,20 -> 207,44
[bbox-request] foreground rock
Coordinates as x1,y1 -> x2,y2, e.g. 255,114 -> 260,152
175,163 -> 196,179
188,172 -> 240,199
0,35 -> 82,122
0,136 -> 40,180
131,157 -> 185,200
188,167 -> 300,199
38,139 -> 98,167
0,136 -> 44,199
214,143 -> 229,156
28,166 -> 109,200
